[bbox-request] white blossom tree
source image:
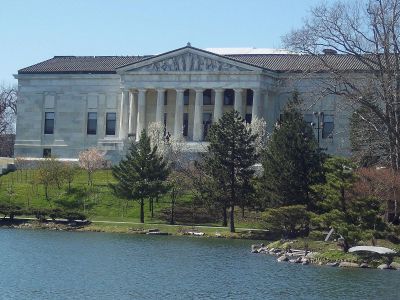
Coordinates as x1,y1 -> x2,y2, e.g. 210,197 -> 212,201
245,117 -> 269,157
78,148 -> 105,186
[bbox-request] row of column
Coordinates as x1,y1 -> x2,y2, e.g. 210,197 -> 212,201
119,88 -> 265,142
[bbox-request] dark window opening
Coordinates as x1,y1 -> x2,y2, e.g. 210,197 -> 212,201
164,113 -> 167,136
44,112 -> 54,134
43,148 -> 51,158
87,112 -> 97,135
203,89 -> 212,105
246,89 -> 253,106
184,90 -> 190,105
322,115 -> 334,139
224,89 -> 234,105
106,112 -> 116,135
303,114 -> 313,126
245,114 -> 252,124
203,113 -> 212,140
183,113 -> 189,137
164,90 -> 168,105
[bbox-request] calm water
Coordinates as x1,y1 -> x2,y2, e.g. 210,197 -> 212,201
0,229 -> 399,300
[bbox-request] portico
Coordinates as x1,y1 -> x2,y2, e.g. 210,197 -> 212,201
116,46 -> 271,142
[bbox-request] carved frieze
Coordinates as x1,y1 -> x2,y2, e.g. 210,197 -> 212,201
137,52 -> 248,72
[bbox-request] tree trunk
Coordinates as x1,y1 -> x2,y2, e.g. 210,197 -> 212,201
140,198 -> 144,223
151,199 -> 154,218
241,206 -> 245,218
222,204 -> 227,227
170,197 -> 175,225
230,205 -> 235,233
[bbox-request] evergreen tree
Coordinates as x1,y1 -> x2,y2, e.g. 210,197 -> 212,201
202,110 -> 257,232
112,130 -> 170,223
261,96 -> 323,208
311,157 -> 385,252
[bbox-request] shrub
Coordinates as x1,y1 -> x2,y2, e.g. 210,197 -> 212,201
263,205 -> 310,238
0,204 -> 24,221
308,230 -> 326,241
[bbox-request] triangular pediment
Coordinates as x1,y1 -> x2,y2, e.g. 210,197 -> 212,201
117,46 -> 263,73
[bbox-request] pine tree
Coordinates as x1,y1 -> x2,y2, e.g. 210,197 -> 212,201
261,95 -> 323,208
202,110 -> 257,232
112,130 -> 170,223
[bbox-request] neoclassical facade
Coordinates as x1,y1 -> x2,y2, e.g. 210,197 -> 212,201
14,45 -> 351,160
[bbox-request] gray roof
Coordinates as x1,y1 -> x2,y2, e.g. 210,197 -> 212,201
18,48 -> 373,74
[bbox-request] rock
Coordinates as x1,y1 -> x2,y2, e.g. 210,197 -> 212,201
377,264 -> 392,270
360,263 -> 370,268
390,262 -> 400,270
301,257 -> 309,264
277,255 -> 288,262
339,262 -> 359,268
251,245 -> 260,253
302,260 -> 310,265
326,262 -> 339,267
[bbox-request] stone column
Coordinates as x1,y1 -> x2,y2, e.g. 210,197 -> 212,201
156,89 -> 165,124
234,89 -> 244,116
119,90 -> 129,139
128,90 -> 137,137
213,89 -> 224,122
174,89 -> 184,138
193,89 -> 203,141
252,89 -> 261,120
265,91 -> 275,132
136,89 -> 146,141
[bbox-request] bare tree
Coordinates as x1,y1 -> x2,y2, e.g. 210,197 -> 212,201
284,0 -> 400,170
0,86 -> 17,156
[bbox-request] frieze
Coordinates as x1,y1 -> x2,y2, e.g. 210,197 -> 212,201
137,52 -> 248,72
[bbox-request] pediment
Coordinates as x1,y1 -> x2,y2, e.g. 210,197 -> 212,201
117,47 -> 263,73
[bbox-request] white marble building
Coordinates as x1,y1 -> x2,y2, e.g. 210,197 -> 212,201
14,45 -> 352,161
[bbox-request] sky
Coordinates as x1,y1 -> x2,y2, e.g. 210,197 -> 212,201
0,0 -> 326,85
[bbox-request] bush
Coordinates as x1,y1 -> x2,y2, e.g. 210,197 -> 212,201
308,230 -> 326,241
0,204 -> 24,221
263,205 -> 310,238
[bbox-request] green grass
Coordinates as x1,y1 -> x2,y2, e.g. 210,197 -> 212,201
0,169 -> 264,229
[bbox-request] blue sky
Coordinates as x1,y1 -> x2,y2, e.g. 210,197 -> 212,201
0,0 -> 325,85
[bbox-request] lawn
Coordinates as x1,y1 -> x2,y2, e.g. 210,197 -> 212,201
0,169 -> 264,229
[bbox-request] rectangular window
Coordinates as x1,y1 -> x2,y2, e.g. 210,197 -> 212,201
87,112 -> 97,135
164,113 -> 167,136
164,90 -> 168,105
246,89 -> 253,106
245,114 -> 252,124
106,112 -> 116,135
224,90 -> 234,105
203,89 -> 212,105
322,115 -> 334,139
203,113 -> 213,140
303,114 -> 313,126
43,148 -> 51,158
183,113 -> 189,137
184,90 -> 189,105
44,112 -> 54,134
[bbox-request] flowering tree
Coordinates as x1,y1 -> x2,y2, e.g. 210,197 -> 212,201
78,148 -> 105,186
245,117 -> 269,157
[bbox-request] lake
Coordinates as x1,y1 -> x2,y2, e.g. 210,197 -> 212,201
0,229 -> 399,299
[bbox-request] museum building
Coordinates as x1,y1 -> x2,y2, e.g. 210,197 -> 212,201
14,44 -> 353,160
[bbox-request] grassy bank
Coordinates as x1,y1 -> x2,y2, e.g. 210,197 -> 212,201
0,169 -> 264,229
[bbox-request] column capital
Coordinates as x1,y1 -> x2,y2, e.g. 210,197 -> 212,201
138,88 -> 147,93
234,88 -> 244,93
214,88 -> 225,93
194,88 -> 204,93
175,89 -> 185,93
156,88 -> 166,93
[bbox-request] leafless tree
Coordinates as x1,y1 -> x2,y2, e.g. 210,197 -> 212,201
0,85 -> 17,156
284,0 -> 400,170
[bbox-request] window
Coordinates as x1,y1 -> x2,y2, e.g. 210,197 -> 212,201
322,115 -> 334,139
106,112 -> 116,135
43,148 -> 51,158
303,114 -> 313,126
164,113 -> 167,136
224,89 -> 234,105
183,113 -> 189,137
87,112 -> 97,135
184,90 -> 189,105
44,112 -> 54,134
246,89 -> 253,106
245,114 -> 252,124
203,113 -> 213,140
203,89 -> 212,105
164,90 -> 168,105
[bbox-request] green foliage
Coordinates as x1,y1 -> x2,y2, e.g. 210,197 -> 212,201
263,205 -> 310,238
36,157 -> 68,202
0,203 -> 24,220
261,93 -> 323,208
201,110 -> 258,232
311,157 -> 385,251
112,130 -> 170,223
